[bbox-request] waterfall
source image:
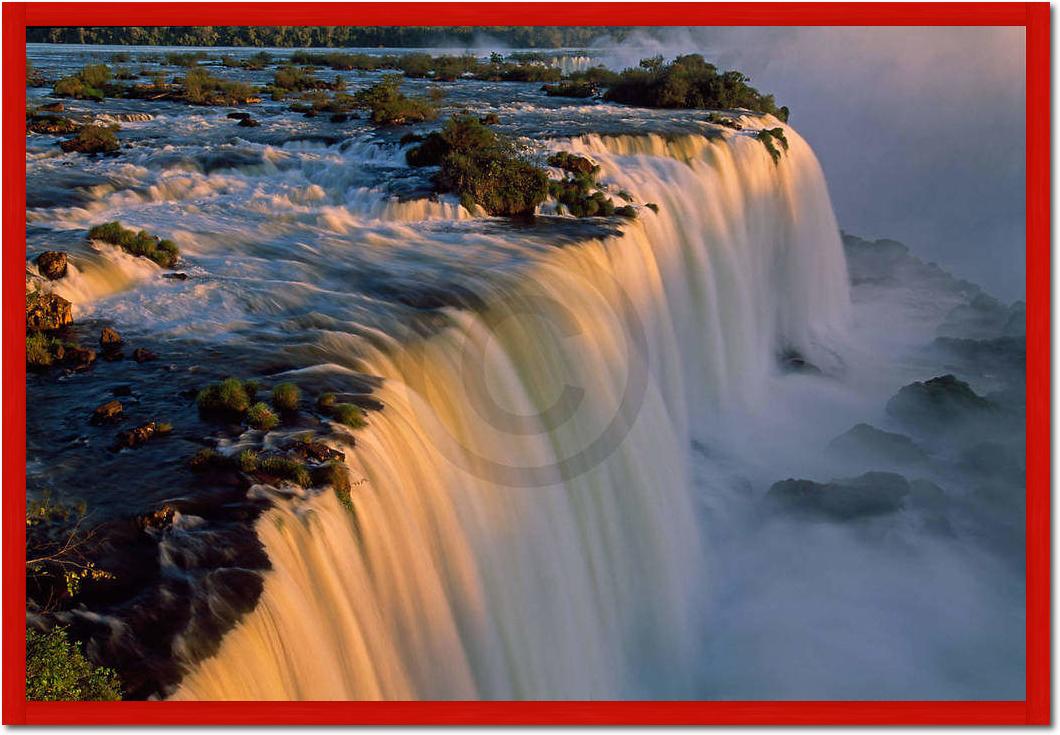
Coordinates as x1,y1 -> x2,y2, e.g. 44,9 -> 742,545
171,121 -> 851,700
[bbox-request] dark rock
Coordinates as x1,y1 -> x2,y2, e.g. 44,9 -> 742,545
284,437 -> 345,464
35,251 -> 68,280
26,290 -> 72,332
28,115 -> 80,135
237,117 -> 260,128
100,326 -> 123,347
226,111 -> 251,121
139,504 -> 177,530
329,113 -> 349,123
112,385 -> 133,397
886,374 -> 996,430
114,421 -> 171,450
828,423 -> 928,465
61,344 -> 96,370
767,471 -> 910,520
162,272 -> 189,280
479,113 -> 501,125
303,110 -> 317,118
91,399 -> 124,425
133,347 -> 158,363
778,348 -> 821,375
39,102 -> 64,113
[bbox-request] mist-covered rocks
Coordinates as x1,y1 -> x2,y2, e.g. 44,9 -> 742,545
828,423 -> 929,466
886,374 -> 997,431
767,471 -> 910,520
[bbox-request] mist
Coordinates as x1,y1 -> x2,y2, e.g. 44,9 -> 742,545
593,27 -> 1027,301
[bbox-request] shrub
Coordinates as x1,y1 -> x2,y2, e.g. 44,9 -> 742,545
247,402 -> 279,431
407,116 -> 548,218
316,392 -> 337,412
756,127 -> 789,165
196,377 -> 255,418
271,383 -> 301,412
547,152 -> 598,176
79,64 -> 112,89
541,81 -> 596,98
27,333 -> 60,369
273,65 -> 326,93
353,75 -> 438,126
26,627 -> 122,701
332,403 -> 367,429
86,221 -> 179,267
164,51 -> 207,67
603,54 -> 783,116
59,125 -> 119,154
182,67 -> 256,106
188,447 -> 223,471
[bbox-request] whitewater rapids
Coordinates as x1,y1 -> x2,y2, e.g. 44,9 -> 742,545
171,121 -> 852,700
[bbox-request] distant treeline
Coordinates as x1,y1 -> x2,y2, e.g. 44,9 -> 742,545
27,26 -> 633,48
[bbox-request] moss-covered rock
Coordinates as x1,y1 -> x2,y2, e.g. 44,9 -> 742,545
26,290 -> 72,332
60,125 -> 120,154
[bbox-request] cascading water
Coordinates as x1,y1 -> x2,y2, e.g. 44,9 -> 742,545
171,120 -> 853,700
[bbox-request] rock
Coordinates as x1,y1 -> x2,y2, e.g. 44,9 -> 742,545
90,399 -> 124,425
62,344 -> 96,370
114,421 -> 171,450
132,347 -> 158,363
28,116 -> 80,135
162,272 -> 189,280
112,385 -> 133,397
35,251 -> 68,280
284,437 -> 345,464
226,111 -> 251,120
329,113 -> 349,123
479,113 -> 501,125
237,117 -> 260,128
39,101 -> 64,113
547,151 -> 597,175
767,471 -> 910,520
828,423 -> 928,465
778,348 -> 821,375
100,326 -> 123,347
26,290 -> 72,332
139,504 -> 177,530
886,374 -> 996,429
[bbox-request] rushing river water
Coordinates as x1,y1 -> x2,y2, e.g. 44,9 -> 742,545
26,45 -> 1026,700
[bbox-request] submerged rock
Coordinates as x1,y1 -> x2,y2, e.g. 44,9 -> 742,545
26,290 -> 72,332
35,251 -> 68,280
237,117 -> 260,128
100,326 -> 123,347
828,423 -> 928,465
163,272 -> 189,281
113,421 -> 171,450
767,471 -> 910,520
133,347 -> 158,363
226,111 -> 251,121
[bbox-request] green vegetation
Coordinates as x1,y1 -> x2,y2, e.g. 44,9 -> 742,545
59,124 -> 120,154
603,54 -> 784,117
196,377 -> 256,418
353,75 -> 439,126
26,333 -> 62,369
52,64 -> 112,100
547,152 -> 598,176
164,50 -> 207,67
87,221 -> 179,267
316,392 -> 337,412
247,402 -> 280,431
29,26 -> 626,49
271,383 -> 301,412
26,627 -> 122,701
541,81 -> 596,98
237,448 -> 260,473
755,127 -> 789,164
181,67 -> 257,105
546,151 -> 635,218
406,116 -> 548,217
259,456 -> 311,487
223,51 -> 272,69
332,403 -> 367,429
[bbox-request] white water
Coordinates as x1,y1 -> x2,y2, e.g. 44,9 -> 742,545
172,121 -> 853,700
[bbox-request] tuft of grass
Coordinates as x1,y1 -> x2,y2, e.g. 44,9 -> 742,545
188,447 -> 222,471
332,403 -> 367,429
196,377 -> 254,418
316,392 -> 337,412
247,402 -> 279,431
87,221 -> 178,267
237,448 -> 259,473
259,456 -> 311,487
271,382 -> 301,412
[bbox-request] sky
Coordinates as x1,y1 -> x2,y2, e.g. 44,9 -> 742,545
597,27 -> 1027,302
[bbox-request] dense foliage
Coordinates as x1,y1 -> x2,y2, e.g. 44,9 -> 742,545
604,54 -> 788,119
26,627 -> 122,701
353,75 -> 439,125
406,116 -> 548,217
28,26 -> 631,48
87,222 -> 180,267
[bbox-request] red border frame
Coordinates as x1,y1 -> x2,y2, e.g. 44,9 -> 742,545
2,3 -> 1050,725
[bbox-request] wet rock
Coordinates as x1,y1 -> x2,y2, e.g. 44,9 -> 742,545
28,115 -> 80,135
479,112 -> 501,125
26,290 -> 72,332
90,399 -> 124,425
62,344 -> 96,370
828,423 -> 928,465
112,385 -> 133,397
100,326 -> 123,347
35,251 -> 68,280
329,113 -> 349,123
226,111 -> 251,121
767,471 -> 910,520
133,347 -> 158,363
237,117 -> 260,128
139,504 -> 177,530
113,421 -> 171,450
163,272 -> 189,280
778,348 -> 821,375
886,374 -> 996,429
284,437 -> 345,464
38,101 -> 64,113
